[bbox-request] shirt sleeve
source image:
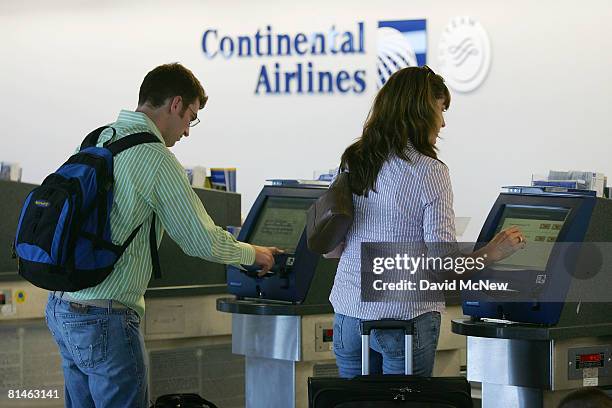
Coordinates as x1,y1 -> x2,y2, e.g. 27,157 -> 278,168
149,153 -> 255,266
420,160 -> 458,255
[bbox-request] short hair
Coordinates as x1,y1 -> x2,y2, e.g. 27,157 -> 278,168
558,388 -> 612,408
138,63 -> 207,110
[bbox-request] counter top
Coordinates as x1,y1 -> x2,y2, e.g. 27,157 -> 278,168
216,297 -> 333,316
452,318 -> 612,341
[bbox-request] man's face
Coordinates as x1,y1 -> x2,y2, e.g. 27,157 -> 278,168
166,97 -> 200,147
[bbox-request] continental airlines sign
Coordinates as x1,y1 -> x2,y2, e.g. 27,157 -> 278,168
202,23 -> 367,95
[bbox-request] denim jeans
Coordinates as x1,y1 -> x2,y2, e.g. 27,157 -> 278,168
333,311 -> 441,378
45,293 -> 148,408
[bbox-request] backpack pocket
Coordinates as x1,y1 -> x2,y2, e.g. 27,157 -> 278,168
16,179 -> 78,265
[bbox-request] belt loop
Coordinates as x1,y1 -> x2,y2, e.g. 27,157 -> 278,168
107,300 -> 112,314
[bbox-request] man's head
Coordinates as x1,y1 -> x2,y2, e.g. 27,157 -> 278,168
136,63 -> 208,147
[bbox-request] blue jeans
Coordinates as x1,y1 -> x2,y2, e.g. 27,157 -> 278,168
333,311 -> 441,378
45,293 -> 148,408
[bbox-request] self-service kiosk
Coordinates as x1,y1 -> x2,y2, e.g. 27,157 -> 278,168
453,192 -> 612,407
225,184 -> 337,304
218,184 -> 339,408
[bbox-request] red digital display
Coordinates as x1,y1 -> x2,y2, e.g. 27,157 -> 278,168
322,329 -> 333,342
579,353 -> 602,363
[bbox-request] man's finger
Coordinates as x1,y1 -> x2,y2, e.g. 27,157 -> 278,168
257,263 -> 272,277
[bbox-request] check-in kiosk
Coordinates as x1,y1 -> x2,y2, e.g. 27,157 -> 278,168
225,184 -> 337,304
218,184 -> 339,408
453,192 -> 612,407
0,180 -> 245,408
218,183 -> 467,408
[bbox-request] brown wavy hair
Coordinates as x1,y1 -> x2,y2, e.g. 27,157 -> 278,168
340,66 -> 450,196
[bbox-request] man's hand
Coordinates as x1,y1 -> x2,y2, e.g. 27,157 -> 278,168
252,245 -> 284,277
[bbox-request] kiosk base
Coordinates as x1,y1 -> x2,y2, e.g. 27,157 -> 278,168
466,334 -> 612,408
232,313 -> 336,408
226,303 -> 467,408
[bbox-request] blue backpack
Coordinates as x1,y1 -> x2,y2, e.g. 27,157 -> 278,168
14,126 -> 162,291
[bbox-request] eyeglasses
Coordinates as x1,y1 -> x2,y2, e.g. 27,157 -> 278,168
187,106 -> 200,128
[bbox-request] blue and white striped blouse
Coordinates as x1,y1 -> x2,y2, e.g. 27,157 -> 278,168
329,146 -> 457,320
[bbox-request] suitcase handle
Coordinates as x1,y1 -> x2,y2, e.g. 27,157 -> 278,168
360,320 -> 414,335
360,319 -> 414,376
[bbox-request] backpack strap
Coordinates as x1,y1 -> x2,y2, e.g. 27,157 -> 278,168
81,126 -> 115,150
149,213 -> 161,279
105,132 -> 162,278
105,132 -> 162,156
84,215 -> 161,280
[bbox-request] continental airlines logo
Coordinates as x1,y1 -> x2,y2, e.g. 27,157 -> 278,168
377,20 -> 426,88
201,20 -> 427,95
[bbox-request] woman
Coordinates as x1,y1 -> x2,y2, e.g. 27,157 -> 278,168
330,66 -> 525,378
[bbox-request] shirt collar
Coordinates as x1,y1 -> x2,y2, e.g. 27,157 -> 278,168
116,110 -> 165,143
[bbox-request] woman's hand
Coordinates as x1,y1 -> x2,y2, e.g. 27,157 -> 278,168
484,226 -> 526,263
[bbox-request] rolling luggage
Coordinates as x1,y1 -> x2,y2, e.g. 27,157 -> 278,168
152,393 -> 218,408
308,320 -> 472,407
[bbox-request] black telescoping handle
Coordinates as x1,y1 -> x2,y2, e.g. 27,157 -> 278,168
360,319 -> 414,376
360,319 -> 414,335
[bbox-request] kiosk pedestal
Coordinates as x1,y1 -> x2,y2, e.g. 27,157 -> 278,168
217,298 -> 336,408
453,319 -> 612,408
219,299 -> 467,408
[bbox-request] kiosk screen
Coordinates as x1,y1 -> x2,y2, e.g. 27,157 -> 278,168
493,205 -> 569,271
248,197 -> 315,253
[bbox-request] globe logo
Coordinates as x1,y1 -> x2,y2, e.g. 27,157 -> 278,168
377,20 -> 427,88
437,16 -> 491,93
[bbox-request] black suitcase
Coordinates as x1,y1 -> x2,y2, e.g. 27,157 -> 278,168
152,393 -> 218,408
308,320 -> 472,407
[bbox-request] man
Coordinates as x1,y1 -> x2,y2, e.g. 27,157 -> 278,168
45,63 -> 280,408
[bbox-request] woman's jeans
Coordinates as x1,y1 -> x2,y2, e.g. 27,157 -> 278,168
333,311 -> 441,378
45,293 -> 148,408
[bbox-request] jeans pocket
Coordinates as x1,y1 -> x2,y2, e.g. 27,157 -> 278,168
63,318 -> 108,369
125,313 -> 140,330
373,329 -> 404,358
333,314 -> 345,350
414,312 -> 441,350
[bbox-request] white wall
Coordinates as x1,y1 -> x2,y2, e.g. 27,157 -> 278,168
2,0 -> 611,240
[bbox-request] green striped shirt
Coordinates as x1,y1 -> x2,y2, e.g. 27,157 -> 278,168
69,110 -> 255,318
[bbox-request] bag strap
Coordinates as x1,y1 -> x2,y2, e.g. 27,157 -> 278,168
80,126 -> 115,150
80,126 -> 163,278
105,131 -> 162,156
81,127 -> 161,155
106,131 -> 162,277
120,215 -> 161,280
149,213 -> 161,279
81,215 -> 161,280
